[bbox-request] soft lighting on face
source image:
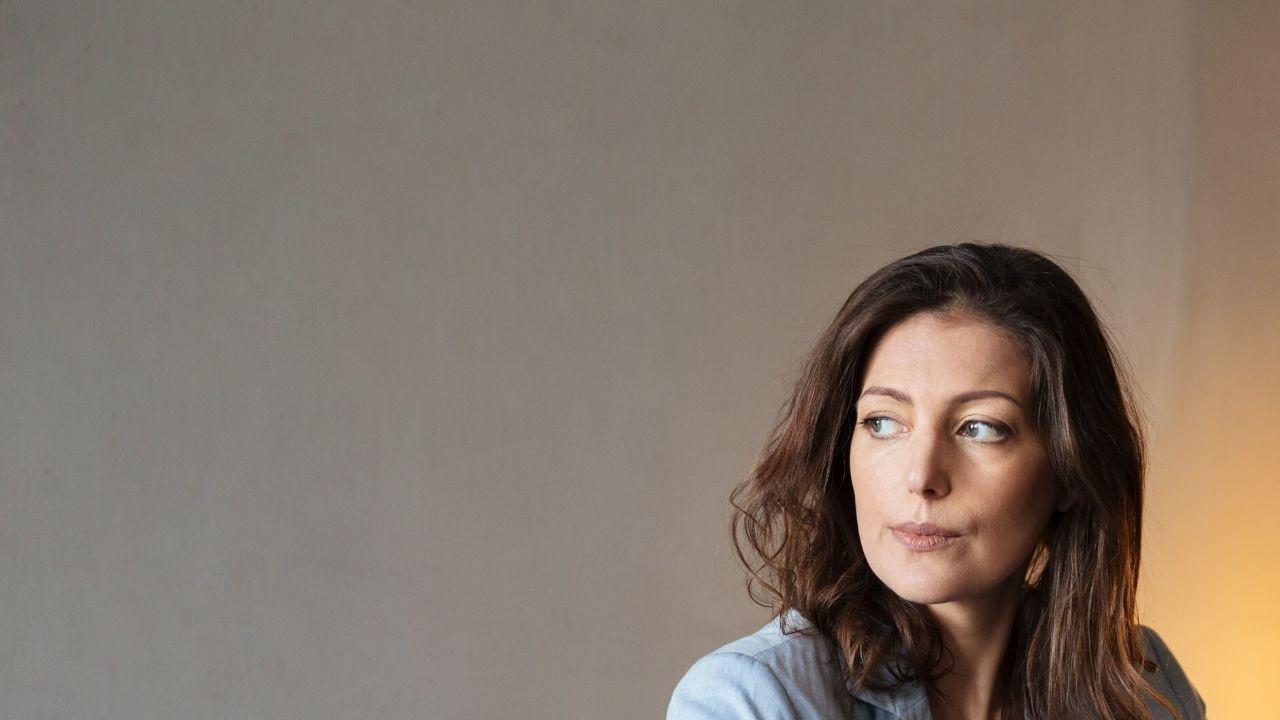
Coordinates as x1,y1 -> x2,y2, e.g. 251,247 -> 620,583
849,311 -> 1061,608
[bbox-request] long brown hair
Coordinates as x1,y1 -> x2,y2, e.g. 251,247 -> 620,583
730,242 -> 1181,719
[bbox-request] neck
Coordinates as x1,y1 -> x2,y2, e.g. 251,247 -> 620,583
922,573 -> 1023,720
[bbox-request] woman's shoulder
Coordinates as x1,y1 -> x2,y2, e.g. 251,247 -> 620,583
1137,624 -> 1208,719
667,616 -> 1208,720
704,608 -> 835,665
666,609 -> 858,719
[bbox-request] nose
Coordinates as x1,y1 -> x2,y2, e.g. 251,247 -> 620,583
905,424 -> 952,499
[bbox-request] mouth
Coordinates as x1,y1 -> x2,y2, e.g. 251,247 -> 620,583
890,522 -> 962,552
891,522 -> 961,537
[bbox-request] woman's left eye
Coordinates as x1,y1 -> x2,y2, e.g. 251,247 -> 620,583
960,420 -> 1007,442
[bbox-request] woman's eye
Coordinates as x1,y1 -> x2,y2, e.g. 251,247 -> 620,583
861,416 -> 904,438
960,420 -> 1007,442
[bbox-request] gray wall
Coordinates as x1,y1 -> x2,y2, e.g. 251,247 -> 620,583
1,1 -> 1272,718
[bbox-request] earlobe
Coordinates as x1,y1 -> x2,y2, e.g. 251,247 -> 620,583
1054,480 -> 1074,514
1056,488 -> 1075,513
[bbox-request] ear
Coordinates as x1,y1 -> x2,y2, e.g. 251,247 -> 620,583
1055,483 -> 1075,513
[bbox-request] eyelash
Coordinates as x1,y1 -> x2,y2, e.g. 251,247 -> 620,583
857,415 -> 1012,443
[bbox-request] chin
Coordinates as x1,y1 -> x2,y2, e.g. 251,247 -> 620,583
886,583 -> 959,605
873,560 -> 969,605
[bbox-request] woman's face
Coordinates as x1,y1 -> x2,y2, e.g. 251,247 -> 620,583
849,311 -> 1068,606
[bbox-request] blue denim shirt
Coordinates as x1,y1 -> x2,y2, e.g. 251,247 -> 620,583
667,609 -> 1207,719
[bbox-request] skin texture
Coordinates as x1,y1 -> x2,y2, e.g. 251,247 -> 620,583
849,310 -> 1070,720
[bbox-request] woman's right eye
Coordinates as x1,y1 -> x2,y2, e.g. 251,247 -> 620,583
860,416 -> 903,438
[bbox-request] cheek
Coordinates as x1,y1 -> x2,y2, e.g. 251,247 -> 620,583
849,461 -> 891,537
976,466 -> 1059,548
849,442 -> 900,502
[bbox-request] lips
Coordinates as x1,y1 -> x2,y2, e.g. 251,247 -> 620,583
890,522 -> 963,552
891,522 -> 960,537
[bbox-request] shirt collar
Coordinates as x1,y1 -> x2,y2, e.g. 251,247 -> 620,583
781,608 -> 932,719
846,659 -> 931,718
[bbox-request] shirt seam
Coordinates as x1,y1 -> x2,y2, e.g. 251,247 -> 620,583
715,624 -> 830,665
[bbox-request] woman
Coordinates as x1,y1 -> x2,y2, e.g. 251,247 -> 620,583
667,243 -> 1207,720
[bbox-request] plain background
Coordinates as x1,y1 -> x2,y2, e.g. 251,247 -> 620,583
2,1 -> 1276,718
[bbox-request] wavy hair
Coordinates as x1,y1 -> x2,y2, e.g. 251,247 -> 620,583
729,242 -> 1181,719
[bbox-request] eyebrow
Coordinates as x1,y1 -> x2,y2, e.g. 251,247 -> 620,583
858,386 -> 1023,409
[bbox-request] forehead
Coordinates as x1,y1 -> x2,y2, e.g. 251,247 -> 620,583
861,312 -> 1030,399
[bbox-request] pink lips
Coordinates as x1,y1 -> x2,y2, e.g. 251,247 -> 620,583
891,522 -> 962,551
